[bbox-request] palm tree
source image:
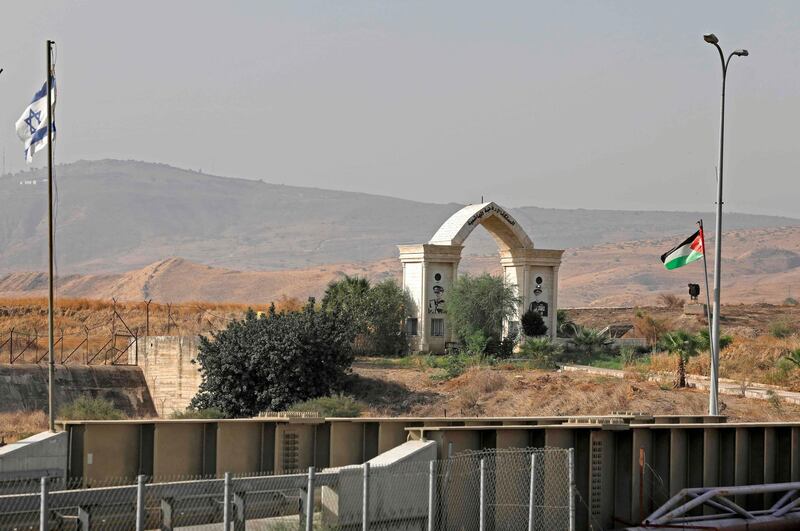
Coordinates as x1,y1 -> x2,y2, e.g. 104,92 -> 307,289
660,331 -> 704,388
569,328 -> 614,361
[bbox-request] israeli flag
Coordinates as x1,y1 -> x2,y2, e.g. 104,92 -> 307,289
15,77 -> 56,163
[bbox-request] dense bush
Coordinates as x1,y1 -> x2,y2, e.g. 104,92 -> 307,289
445,273 -> 519,344
521,309 -> 548,337
519,337 -> 564,368
191,300 -> 355,417
58,397 -> 125,420
569,328 -> 614,358
322,276 -> 407,356
288,394 -> 363,417
556,309 -> 578,337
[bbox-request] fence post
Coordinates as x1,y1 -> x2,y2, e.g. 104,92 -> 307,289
305,466 -> 315,531
427,460 -> 436,531
528,453 -> 537,531
479,458 -> 486,531
223,472 -> 231,531
39,477 -> 48,531
135,474 -> 146,531
568,448 -> 576,531
362,462 -> 370,531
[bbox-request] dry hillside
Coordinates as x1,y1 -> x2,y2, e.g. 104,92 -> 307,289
0,226 -> 797,307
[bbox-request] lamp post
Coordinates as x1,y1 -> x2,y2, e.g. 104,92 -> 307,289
703,33 -> 748,416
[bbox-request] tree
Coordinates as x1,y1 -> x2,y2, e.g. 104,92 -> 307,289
366,278 -> 407,356
659,330 -> 704,388
322,276 -> 407,356
321,275 -> 371,336
444,273 -> 519,344
521,309 -> 548,337
190,300 -> 355,417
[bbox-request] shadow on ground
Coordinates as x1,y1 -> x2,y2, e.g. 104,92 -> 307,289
345,374 -> 441,415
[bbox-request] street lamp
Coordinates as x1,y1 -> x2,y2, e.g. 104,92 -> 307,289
704,33 -> 748,416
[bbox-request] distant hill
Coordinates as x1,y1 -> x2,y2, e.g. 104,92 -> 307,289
0,226 -> 797,306
0,160 -> 797,274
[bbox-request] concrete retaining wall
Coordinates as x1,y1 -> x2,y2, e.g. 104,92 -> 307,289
0,431 -> 67,490
131,336 -> 202,416
0,364 -> 156,417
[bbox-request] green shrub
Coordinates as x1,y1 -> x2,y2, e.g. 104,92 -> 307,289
769,320 -> 796,339
696,329 -> 732,351
288,394 -> 363,417
58,397 -> 125,421
465,330 -> 489,356
556,309 -> 578,337
569,328 -> 614,359
784,297 -> 798,306
521,309 -> 548,337
191,301 -> 354,417
519,337 -> 563,368
445,273 -> 519,344
169,407 -> 226,419
484,336 -> 516,359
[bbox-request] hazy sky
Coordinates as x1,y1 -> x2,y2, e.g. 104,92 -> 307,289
1,1 -> 798,217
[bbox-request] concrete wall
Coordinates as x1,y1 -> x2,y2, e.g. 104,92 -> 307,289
0,431 -> 67,487
0,364 -> 155,417
133,336 -> 202,416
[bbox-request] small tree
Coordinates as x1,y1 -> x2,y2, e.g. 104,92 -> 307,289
366,279 -> 407,356
521,309 -> 548,337
660,330 -> 704,388
445,273 -> 519,344
191,300 -> 355,417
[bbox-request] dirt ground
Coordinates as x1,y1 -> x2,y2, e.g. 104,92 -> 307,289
348,363 -> 800,422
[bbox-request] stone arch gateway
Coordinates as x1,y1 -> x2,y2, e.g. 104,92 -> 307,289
398,202 -> 564,353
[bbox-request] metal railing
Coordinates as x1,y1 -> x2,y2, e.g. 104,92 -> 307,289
644,482 -> 800,527
0,447 -> 575,530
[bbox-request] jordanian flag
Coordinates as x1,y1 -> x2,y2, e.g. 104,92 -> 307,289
661,229 -> 705,270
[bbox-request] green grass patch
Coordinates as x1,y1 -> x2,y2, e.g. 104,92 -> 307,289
288,394 -> 363,417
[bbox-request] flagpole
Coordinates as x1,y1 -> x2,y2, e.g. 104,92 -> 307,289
46,40 -> 56,433
698,219 -> 716,412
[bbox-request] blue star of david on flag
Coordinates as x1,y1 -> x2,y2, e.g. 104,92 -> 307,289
23,109 -> 43,135
15,76 -> 56,163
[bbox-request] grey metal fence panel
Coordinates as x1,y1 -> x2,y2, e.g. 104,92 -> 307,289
0,448 -> 572,530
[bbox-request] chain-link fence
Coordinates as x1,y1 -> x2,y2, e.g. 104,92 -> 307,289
0,447 -> 574,530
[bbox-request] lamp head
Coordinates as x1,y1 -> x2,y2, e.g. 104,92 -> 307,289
703,33 -> 719,44
733,49 -> 749,56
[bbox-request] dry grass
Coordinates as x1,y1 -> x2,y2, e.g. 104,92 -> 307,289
657,293 -> 686,309
352,364 -> 800,422
0,297 -> 274,363
0,410 -> 48,443
642,334 -> 800,390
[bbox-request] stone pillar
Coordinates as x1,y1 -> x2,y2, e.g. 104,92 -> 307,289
398,244 -> 462,354
500,248 -> 564,341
